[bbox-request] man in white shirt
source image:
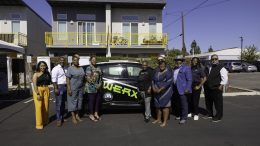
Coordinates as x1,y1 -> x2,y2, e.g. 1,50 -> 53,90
204,54 -> 228,122
52,57 -> 67,127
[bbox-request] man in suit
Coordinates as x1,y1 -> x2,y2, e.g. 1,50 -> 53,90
172,58 -> 192,124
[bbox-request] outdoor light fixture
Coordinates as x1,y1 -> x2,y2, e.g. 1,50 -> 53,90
142,22 -> 145,26
70,20 -> 74,24
4,19 -> 7,24
191,40 -> 197,57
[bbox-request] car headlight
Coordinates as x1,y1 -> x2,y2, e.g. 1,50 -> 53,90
103,92 -> 113,102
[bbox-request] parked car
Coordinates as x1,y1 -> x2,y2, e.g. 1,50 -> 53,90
224,62 -> 243,72
82,61 -> 147,108
242,62 -> 258,72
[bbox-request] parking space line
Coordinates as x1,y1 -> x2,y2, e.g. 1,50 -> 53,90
24,99 -> 33,103
23,90 -> 54,104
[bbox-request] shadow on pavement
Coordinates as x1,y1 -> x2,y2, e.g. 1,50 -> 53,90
0,89 -> 31,110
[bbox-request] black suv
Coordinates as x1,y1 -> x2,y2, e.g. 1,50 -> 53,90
83,61 -> 145,108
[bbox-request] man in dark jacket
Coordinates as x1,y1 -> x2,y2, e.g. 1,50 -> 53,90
138,61 -> 154,123
204,54 -> 228,122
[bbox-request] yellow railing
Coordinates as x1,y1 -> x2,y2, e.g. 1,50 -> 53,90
45,32 -> 168,48
111,33 -> 167,47
0,32 -> 27,47
45,32 -> 107,47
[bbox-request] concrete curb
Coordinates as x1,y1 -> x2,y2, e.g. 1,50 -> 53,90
200,86 -> 260,97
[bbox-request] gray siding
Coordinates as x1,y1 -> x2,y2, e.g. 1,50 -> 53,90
0,6 -> 27,21
26,7 -> 51,56
52,6 -> 105,45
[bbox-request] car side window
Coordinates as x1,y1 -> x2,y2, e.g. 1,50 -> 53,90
101,64 -> 127,78
127,66 -> 142,77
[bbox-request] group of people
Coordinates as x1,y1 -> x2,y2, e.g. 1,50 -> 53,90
32,54 -> 103,129
32,53 -> 228,130
138,54 -> 228,127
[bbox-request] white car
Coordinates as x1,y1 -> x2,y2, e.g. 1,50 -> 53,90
242,62 -> 258,72
225,62 -> 243,73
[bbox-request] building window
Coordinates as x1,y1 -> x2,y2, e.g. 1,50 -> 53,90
149,23 -> 156,40
11,14 -> 21,20
58,21 -> 67,40
149,23 -> 156,34
122,23 -> 130,41
148,16 -> 157,22
12,21 -> 20,33
122,23 -> 138,45
57,14 -> 67,20
76,14 -> 96,21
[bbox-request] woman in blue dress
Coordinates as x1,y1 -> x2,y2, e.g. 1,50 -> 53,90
66,56 -> 85,124
152,61 -> 173,127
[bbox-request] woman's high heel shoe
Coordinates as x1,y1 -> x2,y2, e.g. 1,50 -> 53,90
89,115 -> 98,122
94,115 -> 101,121
76,115 -> 83,122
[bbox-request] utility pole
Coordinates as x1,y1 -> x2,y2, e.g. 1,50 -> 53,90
240,36 -> 243,63
181,12 -> 186,57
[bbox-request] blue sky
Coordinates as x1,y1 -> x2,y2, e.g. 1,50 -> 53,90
23,0 -> 260,53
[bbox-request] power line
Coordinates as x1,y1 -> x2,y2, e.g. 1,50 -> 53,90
164,0 -> 231,29
197,0 -> 231,9
164,0 -> 209,29
168,34 -> 183,42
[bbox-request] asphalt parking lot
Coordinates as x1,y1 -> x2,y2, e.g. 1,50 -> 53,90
0,95 -> 260,146
228,72 -> 260,91
0,72 -> 260,146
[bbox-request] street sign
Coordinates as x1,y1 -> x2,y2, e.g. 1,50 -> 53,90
68,56 -> 72,63
26,56 -> 31,63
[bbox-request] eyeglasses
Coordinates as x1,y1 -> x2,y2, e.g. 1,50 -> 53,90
211,58 -> 218,61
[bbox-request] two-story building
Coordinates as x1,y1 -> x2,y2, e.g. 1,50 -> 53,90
0,0 -> 51,56
0,0 -> 51,91
46,0 -> 167,57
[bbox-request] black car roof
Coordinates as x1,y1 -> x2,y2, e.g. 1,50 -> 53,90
97,61 -> 141,65
81,61 -> 142,68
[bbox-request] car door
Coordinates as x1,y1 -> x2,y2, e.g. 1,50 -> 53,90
100,63 -> 142,104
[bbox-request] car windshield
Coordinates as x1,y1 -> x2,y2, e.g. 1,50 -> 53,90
100,63 -> 142,78
244,63 -> 253,66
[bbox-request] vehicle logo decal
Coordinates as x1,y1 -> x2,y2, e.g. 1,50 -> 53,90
103,78 -> 138,89
103,78 -> 138,99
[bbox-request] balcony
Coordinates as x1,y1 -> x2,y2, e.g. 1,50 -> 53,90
111,33 -> 167,48
45,32 -> 168,48
0,33 -> 27,47
45,32 -> 107,48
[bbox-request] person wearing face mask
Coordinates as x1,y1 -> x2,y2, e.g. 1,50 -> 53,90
204,54 -> 228,122
172,58 -> 192,124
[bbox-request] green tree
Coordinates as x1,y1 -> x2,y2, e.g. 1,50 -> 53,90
190,46 -> 201,54
190,40 -> 201,55
241,45 -> 260,61
195,46 -> 201,54
208,46 -> 214,52
167,49 -> 182,57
